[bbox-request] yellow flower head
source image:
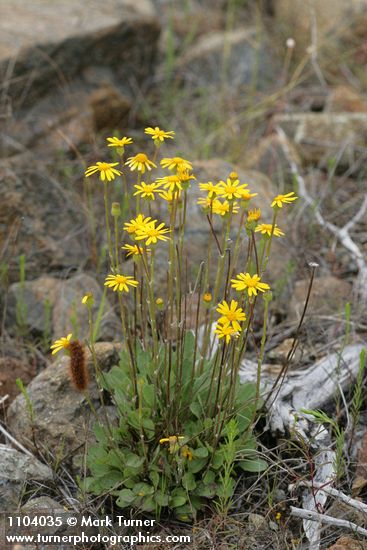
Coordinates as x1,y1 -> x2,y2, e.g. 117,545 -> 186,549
203,292 -> 212,303
214,323 -> 239,344
124,214 -> 152,234
106,136 -> 133,148
125,153 -> 157,173
122,244 -> 149,257
181,446 -> 193,461
160,156 -> 193,172
212,199 -> 239,216
85,162 -> 122,182
159,189 -> 182,203
159,435 -> 185,454
247,208 -> 261,222
177,169 -> 196,187
133,181 -> 162,200
271,192 -> 298,208
197,196 -> 215,210
104,274 -> 139,293
50,333 -> 72,355
255,223 -> 285,237
239,189 -> 258,201
81,293 -> 94,307
199,181 -> 221,198
216,299 -> 246,332
217,177 -> 248,200
156,175 -> 183,193
231,272 -> 270,297
135,220 -> 171,245
145,127 -> 175,142
156,297 -> 164,306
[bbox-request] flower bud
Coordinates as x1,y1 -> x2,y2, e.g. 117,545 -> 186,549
111,202 -> 121,218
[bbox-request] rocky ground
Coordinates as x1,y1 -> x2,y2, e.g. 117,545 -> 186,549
1,1 -> 367,548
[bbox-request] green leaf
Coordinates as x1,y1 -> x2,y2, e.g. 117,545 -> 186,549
93,423 -> 109,445
142,384 -> 155,408
193,447 -> 208,458
133,483 -> 154,497
155,491 -> 169,506
203,470 -> 216,484
235,382 -> 256,405
125,454 -> 145,469
211,452 -> 224,470
182,472 -> 196,491
169,495 -> 187,508
116,489 -> 135,507
141,417 -> 155,437
149,471 -> 160,488
238,458 -> 267,472
187,457 -> 207,473
194,481 -> 217,498
189,402 -> 203,419
141,496 -> 155,512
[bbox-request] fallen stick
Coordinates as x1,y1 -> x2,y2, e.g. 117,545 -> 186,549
293,481 -> 367,515
290,506 -> 367,537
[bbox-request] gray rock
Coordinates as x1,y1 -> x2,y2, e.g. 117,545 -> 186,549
6,273 -> 119,341
0,0 -> 159,108
288,276 -> 352,322
273,113 -> 367,171
7,343 -> 121,458
175,27 -> 278,90
0,444 -> 52,511
0,154 -> 88,279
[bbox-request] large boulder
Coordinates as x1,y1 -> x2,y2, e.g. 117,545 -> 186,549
0,154 -> 89,279
0,0 -> 160,157
6,273 -> 119,341
7,343 -> 121,458
0,444 -> 52,511
273,113 -> 367,171
175,27 -> 278,91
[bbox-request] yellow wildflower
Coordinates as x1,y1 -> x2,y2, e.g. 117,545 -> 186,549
121,244 -> 148,257
81,293 -> 94,306
239,189 -> 258,201
124,214 -> 152,234
231,273 -> 270,297
181,446 -> 193,461
106,136 -> 133,148
247,208 -> 261,222
160,157 -> 192,172
104,274 -> 139,293
125,153 -> 157,173
156,297 -> 164,306
197,196 -> 215,210
85,162 -> 122,182
135,220 -> 171,245
212,199 -> 239,216
160,435 -> 185,454
159,189 -> 182,202
177,169 -> 196,185
203,292 -> 212,303
133,181 -> 162,200
199,181 -> 221,198
255,223 -> 285,237
145,127 -> 175,142
271,192 -> 298,208
214,323 -> 239,344
50,333 -> 72,355
216,299 -> 246,332
156,175 -> 182,193
217,177 -> 248,200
